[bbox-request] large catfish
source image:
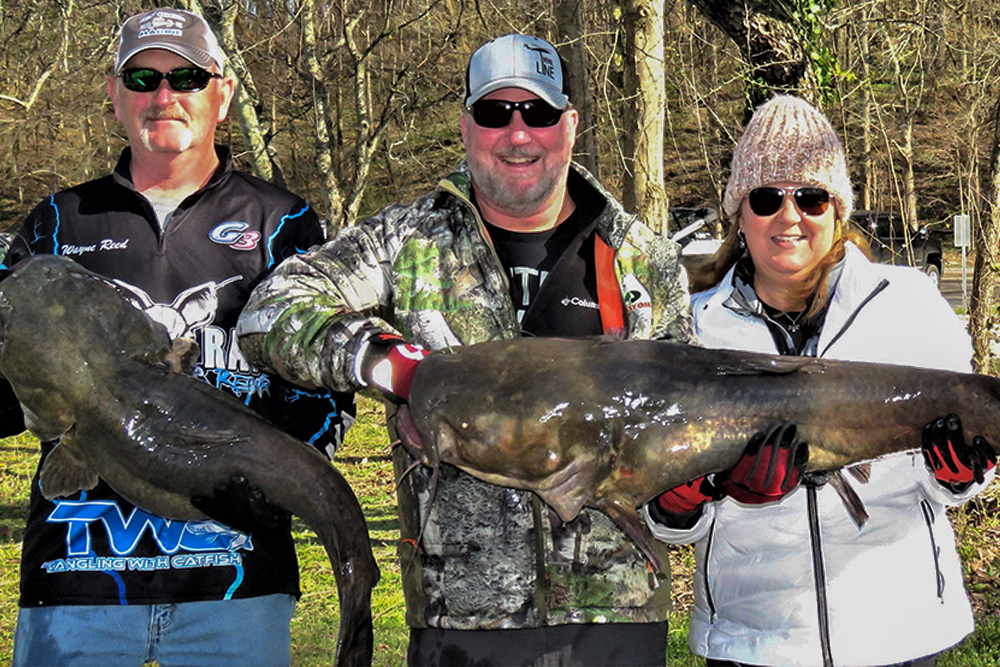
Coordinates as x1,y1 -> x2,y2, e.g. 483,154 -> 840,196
405,336 -> 1000,568
0,255 -> 379,667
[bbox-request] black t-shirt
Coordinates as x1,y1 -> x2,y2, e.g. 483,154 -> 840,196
483,172 -> 606,337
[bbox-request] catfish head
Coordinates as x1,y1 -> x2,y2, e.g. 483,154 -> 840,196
409,347 -> 617,523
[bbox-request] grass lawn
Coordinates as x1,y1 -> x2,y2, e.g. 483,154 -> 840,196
0,395 -> 999,665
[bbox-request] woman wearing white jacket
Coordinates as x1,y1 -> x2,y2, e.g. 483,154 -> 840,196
647,96 -> 995,667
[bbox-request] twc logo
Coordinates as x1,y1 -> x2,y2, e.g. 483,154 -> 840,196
209,221 -> 261,251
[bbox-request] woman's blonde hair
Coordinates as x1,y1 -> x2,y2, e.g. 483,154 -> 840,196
689,207 -> 871,320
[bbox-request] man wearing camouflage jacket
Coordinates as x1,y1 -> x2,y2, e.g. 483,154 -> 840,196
237,34 -> 691,666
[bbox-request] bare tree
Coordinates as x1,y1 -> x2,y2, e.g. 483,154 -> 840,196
195,0 -> 286,187
687,0 -> 828,117
554,0 -> 599,176
970,89 -> 1000,373
621,0 -> 669,231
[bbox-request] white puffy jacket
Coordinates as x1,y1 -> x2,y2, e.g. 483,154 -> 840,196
648,244 -> 991,667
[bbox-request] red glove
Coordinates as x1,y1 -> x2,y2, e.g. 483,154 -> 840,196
655,476 -> 720,515
358,333 -> 429,403
716,423 -> 809,505
922,414 -> 996,491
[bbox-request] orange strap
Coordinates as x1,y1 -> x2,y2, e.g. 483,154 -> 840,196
595,236 -> 625,336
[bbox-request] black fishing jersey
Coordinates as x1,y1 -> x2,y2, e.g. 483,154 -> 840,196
5,146 -> 356,607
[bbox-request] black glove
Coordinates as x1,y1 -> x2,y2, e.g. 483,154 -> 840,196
715,423 -> 809,505
191,474 -> 290,534
922,414 -> 996,492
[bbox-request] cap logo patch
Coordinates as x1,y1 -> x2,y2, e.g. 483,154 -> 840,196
525,44 -> 557,81
138,11 -> 186,39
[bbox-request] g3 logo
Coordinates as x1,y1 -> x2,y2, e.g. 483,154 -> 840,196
209,221 -> 261,251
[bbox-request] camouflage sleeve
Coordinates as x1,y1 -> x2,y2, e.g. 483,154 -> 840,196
237,207 -> 407,393
650,245 -> 693,344
619,221 -> 694,344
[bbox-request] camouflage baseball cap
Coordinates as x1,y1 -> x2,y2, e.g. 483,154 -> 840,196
115,8 -> 225,75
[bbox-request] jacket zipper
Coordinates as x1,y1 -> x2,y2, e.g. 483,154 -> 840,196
920,500 -> 946,600
820,279 -> 889,356
807,485 -> 834,667
704,513 -> 718,623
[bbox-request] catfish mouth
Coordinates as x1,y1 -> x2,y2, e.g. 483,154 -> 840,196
392,405 -> 426,461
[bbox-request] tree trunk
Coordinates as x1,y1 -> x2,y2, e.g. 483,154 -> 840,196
970,91 -> 1000,375
301,0 -> 345,234
621,0 -> 669,233
195,0 -> 286,187
554,0 -> 599,177
687,0 -> 816,119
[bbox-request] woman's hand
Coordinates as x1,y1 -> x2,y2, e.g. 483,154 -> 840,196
922,414 -> 996,492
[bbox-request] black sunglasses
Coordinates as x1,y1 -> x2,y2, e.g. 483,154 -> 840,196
468,99 -> 564,128
747,186 -> 831,217
119,67 -> 221,93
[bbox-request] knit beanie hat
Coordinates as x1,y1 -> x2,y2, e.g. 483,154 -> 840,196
722,95 -> 853,222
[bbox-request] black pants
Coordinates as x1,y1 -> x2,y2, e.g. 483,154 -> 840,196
408,622 -> 668,666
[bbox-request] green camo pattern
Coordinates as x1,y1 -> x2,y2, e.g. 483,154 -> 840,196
238,161 -> 692,629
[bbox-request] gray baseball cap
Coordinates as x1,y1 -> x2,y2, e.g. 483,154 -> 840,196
115,8 -> 225,75
464,34 -> 570,109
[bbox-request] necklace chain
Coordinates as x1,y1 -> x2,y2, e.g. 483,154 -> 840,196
776,310 -> 805,333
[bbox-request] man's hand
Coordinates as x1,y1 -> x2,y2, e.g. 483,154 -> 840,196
715,423 -> 809,505
357,333 -> 429,403
191,474 -> 290,534
922,414 -> 996,492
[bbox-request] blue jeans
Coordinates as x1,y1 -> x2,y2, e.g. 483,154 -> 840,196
12,594 -> 296,667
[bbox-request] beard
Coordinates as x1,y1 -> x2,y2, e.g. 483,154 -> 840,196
138,107 -> 195,153
467,147 -> 569,217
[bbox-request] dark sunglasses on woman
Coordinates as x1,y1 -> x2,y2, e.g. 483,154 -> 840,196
468,99 -> 565,128
747,186 -> 831,217
118,67 -> 222,94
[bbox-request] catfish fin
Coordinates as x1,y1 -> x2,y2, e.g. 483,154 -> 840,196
138,336 -> 200,374
847,462 -> 872,484
131,401 -> 245,448
595,494 -> 664,572
39,441 -> 99,499
537,488 -> 589,524
828,470 -> 869,528
713,354 -> 816,377
145,420 -> 244,448
164,337 -> 200,374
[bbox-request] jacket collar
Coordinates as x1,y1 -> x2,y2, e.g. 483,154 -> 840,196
705,242 -> 889,357
112,145 -> 234,194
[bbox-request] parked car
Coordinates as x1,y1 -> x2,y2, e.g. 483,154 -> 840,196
849,210 -> 943,287
669,207 -> 722,270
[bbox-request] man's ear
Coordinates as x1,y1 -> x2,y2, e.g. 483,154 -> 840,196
216,76 -> 236,123
459,111 -> 470,147
564,107 -> 580,149
107,75 -> 124,124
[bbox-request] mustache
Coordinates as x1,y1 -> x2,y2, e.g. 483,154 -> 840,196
143,108 -> 189,123
497,146 -> 541,159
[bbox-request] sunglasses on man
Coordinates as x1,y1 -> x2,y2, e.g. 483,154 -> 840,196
468,99 -> 565,129
118,67 -> 221,94
747,186 -> 831,217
